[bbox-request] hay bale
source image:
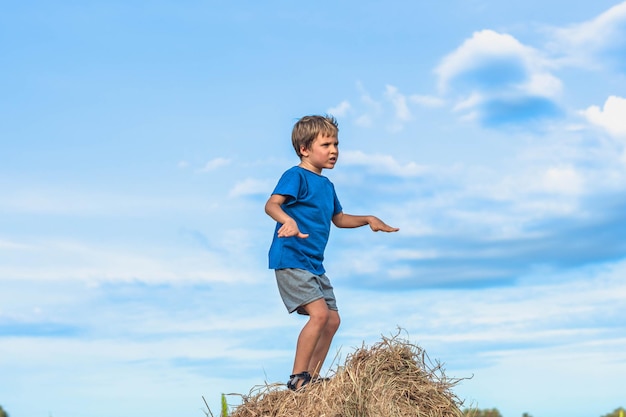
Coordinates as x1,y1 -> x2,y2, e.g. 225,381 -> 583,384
229,333 -> 466,417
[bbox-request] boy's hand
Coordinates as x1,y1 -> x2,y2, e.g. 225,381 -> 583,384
277,218 -> 309,239
368,216 -> 400,233
265,195 -> 309,238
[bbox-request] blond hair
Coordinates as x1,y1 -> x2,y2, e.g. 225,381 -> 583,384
291,115 -> 339,158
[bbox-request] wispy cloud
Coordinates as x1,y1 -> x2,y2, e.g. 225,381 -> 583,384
0,238 -> 261,284
328,100 -> 351,117
384,85 -> 412,132
228,177 -> 273,197
332,190 -> 626,290
0,185 -> 214,217
580,95 -> 626,138
409,94 -> 445,108
435,29 -> 563,127
333,83 -> 444,132
340,150 -> 428,177
336,25 -> 578,131
0,238 -> 32,250
353,81 -> 383,128
548,1 -> 626,70
197,157 -> 231,173
537,165 -> 585,195
327,128 -> 626,289
435,30 -> 538,93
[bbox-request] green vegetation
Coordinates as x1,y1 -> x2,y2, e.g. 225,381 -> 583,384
464,408 -> 624,417
464,408 -> 503,417
201,394 -> 230,417
602,407 -> 626,417
221,393 -> 229,417
0,405 -> 8,417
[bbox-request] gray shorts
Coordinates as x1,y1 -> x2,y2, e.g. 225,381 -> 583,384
275,268 -> 338,315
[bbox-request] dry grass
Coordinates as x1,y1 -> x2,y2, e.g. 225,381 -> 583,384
227,332 -> 467,417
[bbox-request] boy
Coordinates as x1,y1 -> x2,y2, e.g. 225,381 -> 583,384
265,115 -> 399,391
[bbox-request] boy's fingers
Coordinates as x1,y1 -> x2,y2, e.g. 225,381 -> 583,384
372,224 -> 399,232
276,229 -> 309,238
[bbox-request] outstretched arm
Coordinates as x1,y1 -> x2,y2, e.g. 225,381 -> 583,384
332,212 -> 399,232
265,194 -> 309,238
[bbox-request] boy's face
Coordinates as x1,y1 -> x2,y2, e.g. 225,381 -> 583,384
299,133 -> 339,174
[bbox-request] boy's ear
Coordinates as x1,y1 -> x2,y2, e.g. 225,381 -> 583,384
299,145 -> 309,156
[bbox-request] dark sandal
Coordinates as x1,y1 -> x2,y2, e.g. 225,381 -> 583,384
287,371 -> 312,391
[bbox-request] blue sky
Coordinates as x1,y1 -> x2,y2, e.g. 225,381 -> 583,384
1,1 -> 626,416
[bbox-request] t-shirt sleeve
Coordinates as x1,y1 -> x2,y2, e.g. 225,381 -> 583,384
271,168 -> 301,206
332,184 -> 343,215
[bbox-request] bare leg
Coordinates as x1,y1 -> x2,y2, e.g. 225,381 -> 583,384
308,309 -> 340,377
292,299 -> 330,382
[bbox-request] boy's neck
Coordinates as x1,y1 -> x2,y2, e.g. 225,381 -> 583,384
298,161 -> 323,175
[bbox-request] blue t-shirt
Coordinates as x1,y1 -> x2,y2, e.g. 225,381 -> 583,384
268,166 -> 343,275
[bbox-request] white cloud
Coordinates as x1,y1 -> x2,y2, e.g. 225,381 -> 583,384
384,84 -> 412,122
409,94 -> 446,108
352,81 -> 384,128
548,1 -> 626,68
355,113 -> 373,128
470,164 -> 586,216
0,238 -> 259,284
581,95 -> 626,138
540,166 -> 585,195
356,81 -> 383,111
340,83 -> 442,131
452,92 -> 482,112
338,258 -> 626,356
197,157 -> 231,173
0,238 -> 32,250
340,150 -> 427,177
434,29 -> 562,125
435,30 -> 541,93
327,100 -> 351,117
452,92 -> 482,122
229,177 -> 273,197
524,71 -> 563,97
0,187 -> 187,216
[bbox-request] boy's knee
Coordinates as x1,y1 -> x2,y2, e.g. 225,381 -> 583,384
309,308 -> 330,325
328,312 -> 340,330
